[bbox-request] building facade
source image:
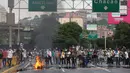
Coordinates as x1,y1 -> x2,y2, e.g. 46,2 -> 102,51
97,25 -> 114,38
58,12 -> 84,28
0,5 -> 6,23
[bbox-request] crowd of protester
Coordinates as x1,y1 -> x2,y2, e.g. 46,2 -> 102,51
0,46 -> 130,70
0,48 -> 27,69
42,47 -> 130,68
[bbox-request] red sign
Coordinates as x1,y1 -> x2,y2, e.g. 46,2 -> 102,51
108,0 -> 130,24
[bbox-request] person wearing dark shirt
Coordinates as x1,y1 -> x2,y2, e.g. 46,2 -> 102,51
128,51 -> 130,67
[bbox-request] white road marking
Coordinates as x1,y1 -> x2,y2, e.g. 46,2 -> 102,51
97,67 -> 111,72
62,68 -> 65,72
24,62 -> 30,68
59,65 -> 65,72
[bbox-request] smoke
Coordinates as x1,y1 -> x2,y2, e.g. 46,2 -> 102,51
35,14 -> 60,49
33,0 -> 63,49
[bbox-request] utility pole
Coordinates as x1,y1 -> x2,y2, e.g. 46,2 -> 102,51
17,0 -> 21,45
8,0 -> 14,47
69,11 -> 74,22
104,30 -> 107,50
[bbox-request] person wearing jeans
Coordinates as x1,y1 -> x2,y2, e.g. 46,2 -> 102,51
114,49 -> 120,66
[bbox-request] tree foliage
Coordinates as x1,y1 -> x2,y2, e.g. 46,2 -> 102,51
54,22 -> 82,48
114,22 -> 130,48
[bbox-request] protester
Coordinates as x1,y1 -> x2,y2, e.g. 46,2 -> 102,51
124,50 -> 129,67
2,49 -> 8,67
114,48 -> 120,66
7,48 -> 14,67
0,49 -> 3,69
22,49 -> 27,62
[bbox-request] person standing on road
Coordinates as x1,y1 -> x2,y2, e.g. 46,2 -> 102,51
0,49 -> 3,69
2,49 -> 8,67
106,50 -> 113,66
97,49 -> 104,66
92,50 -> 98,66
47,49 -> 52,65
22,49 -> 27,63
51,50 -> 55,64
7,48 -> 14,67
124,50 -> 129,67
55,50 -> 60,65
66,50 -> 71,68
114,48 -> 120,66
60,50 -> 65,65
71,50 -> 76,68
128,50 -> 130,67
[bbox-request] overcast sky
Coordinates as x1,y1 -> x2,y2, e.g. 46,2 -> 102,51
0,0 -> 46,23
0,0 -> 92,23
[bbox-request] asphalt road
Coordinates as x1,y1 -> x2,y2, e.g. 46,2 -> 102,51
16,57 -> 130,73
18,67 -> 130,73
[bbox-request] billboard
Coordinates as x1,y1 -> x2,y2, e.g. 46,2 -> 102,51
108,10 -> 130,24
86,24 -> 97,30
128,0 -> 130,7
108,0 -> 130,24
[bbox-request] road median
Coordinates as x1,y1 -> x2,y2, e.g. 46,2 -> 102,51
2,65 -> 19,73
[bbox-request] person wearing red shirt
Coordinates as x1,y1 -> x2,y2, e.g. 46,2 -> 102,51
2,49 -> 8,67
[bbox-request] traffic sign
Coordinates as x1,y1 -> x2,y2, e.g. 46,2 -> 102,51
88,33 -> 98,39
92,0 -> 120,12
29,0 -> 57,11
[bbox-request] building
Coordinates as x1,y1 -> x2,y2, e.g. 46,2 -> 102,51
0,22 -> 34,45
0,5 -> 6,23
58,12 -> 84,28
97,25 -> 114,38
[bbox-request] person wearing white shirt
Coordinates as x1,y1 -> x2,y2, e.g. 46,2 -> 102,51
7,49 -> 14,67
125,51 -> 129,66
98,50 -> 104,65
22,49 -> 27,62
47,49 -> 52,65
114,49 -> 120,66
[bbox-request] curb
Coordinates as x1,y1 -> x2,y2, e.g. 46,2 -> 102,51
2,65 -> 19,73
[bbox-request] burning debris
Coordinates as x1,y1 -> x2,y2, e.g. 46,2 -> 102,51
34,56 -> 44,70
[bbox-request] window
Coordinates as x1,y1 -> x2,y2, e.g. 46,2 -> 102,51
121,0 -> 127,5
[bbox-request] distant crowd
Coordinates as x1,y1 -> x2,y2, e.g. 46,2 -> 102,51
42,47 -> 130,68
0,48 -> 27,69
0,46 -> 130,69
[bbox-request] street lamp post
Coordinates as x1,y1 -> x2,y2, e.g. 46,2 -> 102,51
104,30 -> 107,50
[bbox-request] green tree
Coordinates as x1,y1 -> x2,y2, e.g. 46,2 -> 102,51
114,22 -> 130,48
54,22 -> 82,48
96,38 -> 105,49
79,29 -> 89,48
